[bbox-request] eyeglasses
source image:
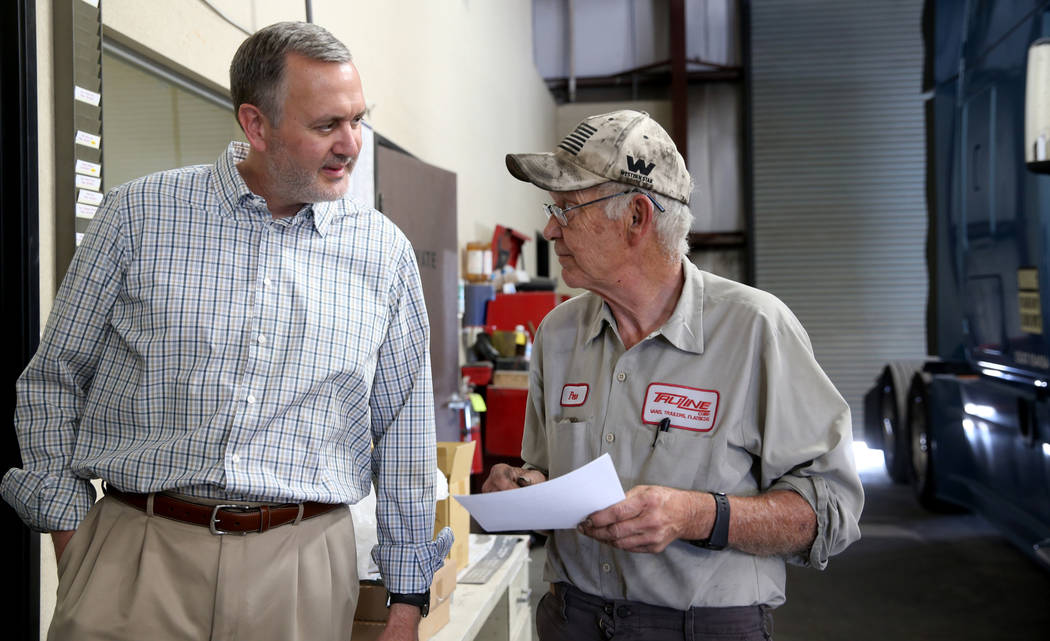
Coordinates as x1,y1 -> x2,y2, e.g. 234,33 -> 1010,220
542,189 -> 665,226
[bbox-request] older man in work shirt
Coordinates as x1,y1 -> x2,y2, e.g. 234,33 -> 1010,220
484,110 -> 863,641
3,21 -> 447,641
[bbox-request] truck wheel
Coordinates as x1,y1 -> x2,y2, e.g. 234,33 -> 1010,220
905,374 -> 958,512
879,368 -> 910,483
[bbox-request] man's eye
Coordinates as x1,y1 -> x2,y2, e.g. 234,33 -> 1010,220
318,123 -> 336,132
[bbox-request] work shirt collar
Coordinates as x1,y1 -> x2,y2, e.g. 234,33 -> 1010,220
584,259 -> 706,354
213,141 -> 334,237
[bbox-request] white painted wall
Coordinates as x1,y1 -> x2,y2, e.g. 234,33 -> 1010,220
100,0 -> 557,277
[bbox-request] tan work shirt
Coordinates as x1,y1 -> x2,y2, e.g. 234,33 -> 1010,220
522,261 -> 863,609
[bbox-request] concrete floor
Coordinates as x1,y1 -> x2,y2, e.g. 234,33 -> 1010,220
524,467 -> 1050,640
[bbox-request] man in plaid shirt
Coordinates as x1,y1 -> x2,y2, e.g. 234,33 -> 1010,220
3,21 -> 449,641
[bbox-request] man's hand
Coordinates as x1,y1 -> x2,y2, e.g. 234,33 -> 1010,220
51,530 -> 76,562
376,603 -> 422,641
482,463 -> 547,492
577,485 -> 712,554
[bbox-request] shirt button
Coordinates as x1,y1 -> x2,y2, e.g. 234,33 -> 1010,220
231,454 -> 241,464
616,372 -> 627,382
601,562 -> 612,573
263,278 -> 273,289
257,334 -> 266,345
604,433 -> 615,443
246,394 -> 256,404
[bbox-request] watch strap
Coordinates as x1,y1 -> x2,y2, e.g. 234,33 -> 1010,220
387,590 -> 430,617
689,491 -> 730,550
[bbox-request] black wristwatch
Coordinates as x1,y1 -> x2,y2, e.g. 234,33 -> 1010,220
387,590 -> 430,617
689,492 -> 730,550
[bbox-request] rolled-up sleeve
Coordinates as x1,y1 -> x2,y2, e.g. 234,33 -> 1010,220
755,316 -> 864,569
2,189 -> 129,532
368,238 -> 451,593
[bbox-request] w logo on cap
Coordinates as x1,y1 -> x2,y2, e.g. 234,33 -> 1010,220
626,156 -> 656,175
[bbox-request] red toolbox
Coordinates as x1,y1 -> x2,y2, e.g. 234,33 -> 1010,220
485,292 -> 568,332
483,386 -> 529,457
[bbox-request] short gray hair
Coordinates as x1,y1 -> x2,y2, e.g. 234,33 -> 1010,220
230,21 -> 352,126
596,181 -> 693,261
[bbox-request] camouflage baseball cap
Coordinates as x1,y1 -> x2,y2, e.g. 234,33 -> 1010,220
506,109 -> 693,204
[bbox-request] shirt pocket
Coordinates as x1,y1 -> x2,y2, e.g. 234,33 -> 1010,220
633,425 -> 711,491
547,416 -> 594,480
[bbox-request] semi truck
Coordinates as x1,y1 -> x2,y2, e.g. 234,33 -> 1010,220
863,0 -> 1050,569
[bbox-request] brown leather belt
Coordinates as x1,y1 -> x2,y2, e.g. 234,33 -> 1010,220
107,488 -> 342,535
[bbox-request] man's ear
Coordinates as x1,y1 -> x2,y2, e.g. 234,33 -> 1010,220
625,193 -> 655,247
237,103 -> 270,152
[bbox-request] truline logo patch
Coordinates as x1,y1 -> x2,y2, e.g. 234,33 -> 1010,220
641,383 -> 719,432
560,384 -> 589,406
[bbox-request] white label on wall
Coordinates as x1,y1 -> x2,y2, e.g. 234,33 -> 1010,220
76,203 -> 98,220
75,130 -> 101,149
75,159 -> 101,176
80,0 -> 99,7
75,174 -> 101,190
74,86 -> 101,107
78,189 -> 104,206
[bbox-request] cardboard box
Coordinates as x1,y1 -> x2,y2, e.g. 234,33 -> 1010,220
353,561 -> 456,641
491,370 -> 530,389
430,558 -> 457,601
436,441 -> 475,481
435,441 -> 476,570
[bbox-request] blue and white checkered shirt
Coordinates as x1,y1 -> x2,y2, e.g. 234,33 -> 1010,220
2,142 -> 450,592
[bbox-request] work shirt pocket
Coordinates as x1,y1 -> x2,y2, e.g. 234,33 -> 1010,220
548,417 -> 593,480
632,425 -> 710,491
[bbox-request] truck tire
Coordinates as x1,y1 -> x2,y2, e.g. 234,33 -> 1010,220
878,364 -> 920,484
905,373 -> 959,512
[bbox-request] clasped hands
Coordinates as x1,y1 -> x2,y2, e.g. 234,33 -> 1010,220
482,463 -> 714,554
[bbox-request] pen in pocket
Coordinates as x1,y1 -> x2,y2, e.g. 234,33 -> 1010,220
650,417 -> 671,448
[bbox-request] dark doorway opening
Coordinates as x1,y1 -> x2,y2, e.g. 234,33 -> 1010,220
1,0 -> 42,638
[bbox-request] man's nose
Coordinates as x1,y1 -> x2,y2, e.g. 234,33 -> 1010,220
333,122 -> 361,159
542,215 -> 562,241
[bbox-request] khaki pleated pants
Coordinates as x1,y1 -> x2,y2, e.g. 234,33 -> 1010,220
48,495 -> 359,641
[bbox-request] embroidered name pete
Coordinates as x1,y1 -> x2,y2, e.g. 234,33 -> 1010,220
642,383 -> 719,432
560,384 -> 589,406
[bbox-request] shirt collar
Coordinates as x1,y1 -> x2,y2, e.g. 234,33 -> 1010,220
659,260 -> 705,354
213,141 -> 334,237
582,259 -> 706,354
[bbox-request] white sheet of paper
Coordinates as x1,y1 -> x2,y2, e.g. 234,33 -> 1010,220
453,453 -> 625,531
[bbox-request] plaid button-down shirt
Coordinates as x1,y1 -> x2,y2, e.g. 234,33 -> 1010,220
2,142 -> 449,592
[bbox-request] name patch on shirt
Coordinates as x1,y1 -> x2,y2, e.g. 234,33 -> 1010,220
642,383 -> 719,432
560,384 -> 589,406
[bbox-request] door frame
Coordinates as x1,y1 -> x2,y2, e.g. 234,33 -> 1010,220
1,0 -> 42,637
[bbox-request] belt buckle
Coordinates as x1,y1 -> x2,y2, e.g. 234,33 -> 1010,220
209,504 -> 254,536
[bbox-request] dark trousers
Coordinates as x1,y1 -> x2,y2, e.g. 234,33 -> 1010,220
537,583 -> 773,641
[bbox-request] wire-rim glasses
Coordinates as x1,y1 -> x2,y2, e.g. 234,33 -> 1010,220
542,189 -> 665,226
